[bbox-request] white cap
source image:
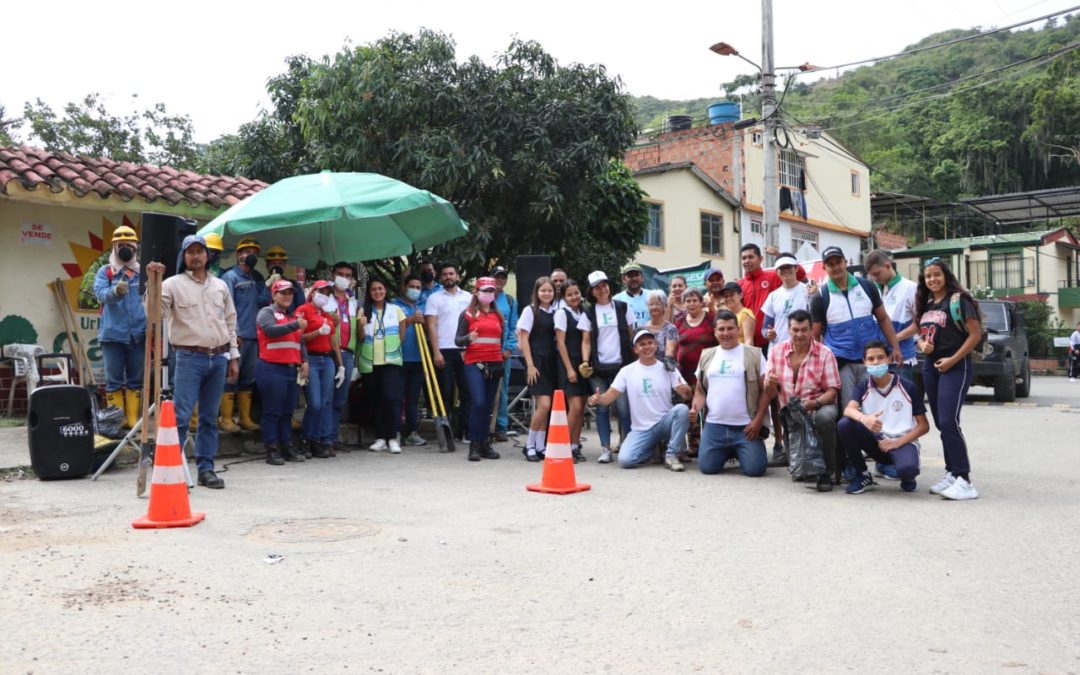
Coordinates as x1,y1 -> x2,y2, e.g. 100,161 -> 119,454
633,329 -> 656,344
774,256 -> 798,268
588,270 -> 609,288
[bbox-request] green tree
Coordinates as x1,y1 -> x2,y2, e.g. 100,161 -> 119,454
0,102 -> 17,146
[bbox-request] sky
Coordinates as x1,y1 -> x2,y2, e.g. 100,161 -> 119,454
4,0 -> 1076,144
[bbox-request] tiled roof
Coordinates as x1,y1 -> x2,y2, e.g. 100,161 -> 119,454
873,230 -> 908,251
896,231 -> 1056,256
0,145 -> 266,209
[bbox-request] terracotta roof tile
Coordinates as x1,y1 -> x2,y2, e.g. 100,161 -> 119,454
0,145 -> 267,208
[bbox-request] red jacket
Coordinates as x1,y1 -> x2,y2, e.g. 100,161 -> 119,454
739,265 -> 807,348
296,303 -> 337,354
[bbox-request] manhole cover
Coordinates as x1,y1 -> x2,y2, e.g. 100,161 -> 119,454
247,518 -> 380,543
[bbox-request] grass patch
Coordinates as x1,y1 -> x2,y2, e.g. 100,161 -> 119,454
0,417 -> 26,428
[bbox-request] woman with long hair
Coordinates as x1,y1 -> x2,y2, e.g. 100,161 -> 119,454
915,258 -> 982,500
555,279 -> 592,462
667,275 -> 688,324
676,288 -> 718,458
360,277 -> 408,453
455,277 -> 505,461
517,276 -> 559,461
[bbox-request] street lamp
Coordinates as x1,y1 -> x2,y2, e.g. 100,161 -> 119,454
709,42 -> 761,71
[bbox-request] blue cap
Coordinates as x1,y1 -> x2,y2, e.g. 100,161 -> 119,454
181,234 -> 207,253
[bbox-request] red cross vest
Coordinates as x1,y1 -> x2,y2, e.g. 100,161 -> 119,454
257,311 -> 303,365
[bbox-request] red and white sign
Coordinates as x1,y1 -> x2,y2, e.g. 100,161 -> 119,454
20,222 -> 54,245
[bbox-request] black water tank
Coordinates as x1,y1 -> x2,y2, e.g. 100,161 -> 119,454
666,115 -> 692,132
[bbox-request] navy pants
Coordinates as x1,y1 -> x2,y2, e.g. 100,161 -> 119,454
837,417 -> 920,480
331,349 -> 355,443
437,348 -> 470,437
922,355 -> 973,477
173,350 -> 228,473
402,361 -> 424,435
464,362 -> 503,443
225,339 -> 258,392
367,364 -> 404,441
257,361 -> 298,447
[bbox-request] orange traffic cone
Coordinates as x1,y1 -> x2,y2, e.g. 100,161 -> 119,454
132,400 -> 206,529
527,390 -> 591,495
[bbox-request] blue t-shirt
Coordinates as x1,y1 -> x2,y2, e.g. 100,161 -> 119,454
613,290 -> 649,328
391,298 -> 423,363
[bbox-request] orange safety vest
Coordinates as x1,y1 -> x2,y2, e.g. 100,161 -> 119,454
258,311 -> 303,365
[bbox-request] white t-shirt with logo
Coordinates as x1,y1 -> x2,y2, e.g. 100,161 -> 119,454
611,360 -> 687,431
423,286 -> 473,349
704,345 -> 767,426
761,283 -> 811,347
591,302 -> 635,365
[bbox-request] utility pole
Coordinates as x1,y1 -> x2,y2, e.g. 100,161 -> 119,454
761,0 -> 779,261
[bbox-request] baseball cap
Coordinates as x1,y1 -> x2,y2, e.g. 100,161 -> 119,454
774,255 -> 798,268
476,276 -> 497,290
621,262 -> 643,275
632,328 -> 656,344
180,234 -> 207,253
490,266 -> 508,278
587,270 -> 609,288
720,281 -> 743,295
271,279 -> 294,295
705,267 -> 724,280
822,246 -> 845,262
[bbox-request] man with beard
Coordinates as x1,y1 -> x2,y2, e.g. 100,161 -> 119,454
614,263 -> 649,328
418,261 -> 440,306
424,263 -> 475,442
550,268 -> 569,311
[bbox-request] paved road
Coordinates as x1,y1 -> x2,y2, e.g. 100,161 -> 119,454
1,381 -> 1078,672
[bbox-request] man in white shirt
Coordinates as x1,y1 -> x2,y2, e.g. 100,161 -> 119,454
691,311 -> 770,476
424,263 -> 474,442
613,262 -> 649,328
589,330 -> 692,472
864,250 -> 919,383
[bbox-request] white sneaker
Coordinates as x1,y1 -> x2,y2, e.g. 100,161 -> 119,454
388,439 -> 402,454
369,439 -> 388,452
665,454 -> 685,472
1071,378 -> 1077,383
940,476 -> 978,500
929,473 -> 956,495
405,432 -> 426,446
598,448 -> 613,464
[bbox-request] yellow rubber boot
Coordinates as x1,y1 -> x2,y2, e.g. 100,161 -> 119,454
123,389 -> 141,429
189,402 -> 199,433
106,391 -> 126,426
217,392 -> 241,433
237,390 -> 260,432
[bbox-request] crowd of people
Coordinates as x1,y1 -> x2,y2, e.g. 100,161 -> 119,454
96,227 -> 983,500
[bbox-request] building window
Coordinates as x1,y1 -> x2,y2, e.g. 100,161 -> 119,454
791,228 -> 818,253
850,171 -> 860,196
643,202 -> 663,248
779,148 -> 804,188
751,131 -> 763,146
750,219 -> 763,235
970,260 -> 988,290
990,252 -> 1024,289
700,212 -> 723,256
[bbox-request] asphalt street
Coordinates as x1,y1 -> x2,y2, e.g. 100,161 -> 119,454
1,376 -> 1078,673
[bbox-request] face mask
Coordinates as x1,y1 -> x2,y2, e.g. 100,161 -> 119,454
334,276 -> 351,291
420,271 -> 435,284
867,364 -> 889,378
243,253 -> 258,268
405,288 -> 422,301
314,293 -> 331,309
117,246 -> 135,263
478,291 -> 496,304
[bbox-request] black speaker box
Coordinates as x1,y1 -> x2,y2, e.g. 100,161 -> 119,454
28,385 -> 95,480
139,212 -> 197,293
514,255 -> 552,311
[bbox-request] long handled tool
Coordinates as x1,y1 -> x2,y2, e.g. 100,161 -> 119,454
415,323 -> 455,453
50,280 -> 96,386
136,266 -> 163,497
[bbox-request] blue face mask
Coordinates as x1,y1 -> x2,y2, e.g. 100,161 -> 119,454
866,364 -> 889,379
405,288 -> 422,301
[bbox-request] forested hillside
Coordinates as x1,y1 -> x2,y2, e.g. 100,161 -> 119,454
631,14 -> 1080,203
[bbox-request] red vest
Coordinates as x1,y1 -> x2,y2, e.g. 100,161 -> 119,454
258,311 -> 303,364
296,303 -> 336,353
463,310 -> 503,364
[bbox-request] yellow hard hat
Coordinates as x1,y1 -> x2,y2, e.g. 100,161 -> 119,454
265,246 -> 288,261
203,232 -> 224,252
111,226 -> 138,245
235,238 -> 261,253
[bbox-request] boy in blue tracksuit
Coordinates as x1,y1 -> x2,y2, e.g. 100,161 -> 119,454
492,266 -> 518,441
93,225 -> 147,429
219,238 -> 269,432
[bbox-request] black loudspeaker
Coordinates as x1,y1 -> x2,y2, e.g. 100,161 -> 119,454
515,255 -> 552,311
139,212 -> 197,293
28,385 -> 94,480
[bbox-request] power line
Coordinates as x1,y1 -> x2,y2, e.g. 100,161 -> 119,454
794,4 -> 1080,75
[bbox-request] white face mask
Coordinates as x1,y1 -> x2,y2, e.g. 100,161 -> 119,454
314,293 -> 332,309
334,276 -> 351,291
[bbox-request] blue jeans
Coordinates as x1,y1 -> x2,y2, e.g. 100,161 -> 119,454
225,339 -> 258,392
495,360 -> 511,433
100,336 -> 145,391
617,404 -> 689,468
402,361 -> 424,435
464,362 -> 503,443
173,350 -> 228,472
837,417 -> 919,481
698,422 -> 768,476
303,355 -> 335,444
923,355 -> 973,477
257,361 -> 298,446
331,349 -> 355,442
591,367 -> 631,449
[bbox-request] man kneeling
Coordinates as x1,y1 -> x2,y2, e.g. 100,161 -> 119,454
838,341 -> 929,494
691,310 -> 770,476
588,330 -> 692,471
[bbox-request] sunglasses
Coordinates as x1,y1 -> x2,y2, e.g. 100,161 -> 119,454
923,257 -> 942,268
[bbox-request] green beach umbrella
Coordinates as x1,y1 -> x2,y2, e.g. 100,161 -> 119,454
198,171 -> 468,267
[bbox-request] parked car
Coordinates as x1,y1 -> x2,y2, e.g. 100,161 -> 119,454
976,300 -> 1031,401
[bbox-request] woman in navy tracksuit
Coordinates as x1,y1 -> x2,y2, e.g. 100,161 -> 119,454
915,258 -> 982,501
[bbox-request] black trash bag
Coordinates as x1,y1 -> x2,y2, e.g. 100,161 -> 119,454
95,406 -> 126,440
781,398 -> 827,481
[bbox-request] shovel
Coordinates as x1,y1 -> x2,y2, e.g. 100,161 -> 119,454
415,324 -> 455,453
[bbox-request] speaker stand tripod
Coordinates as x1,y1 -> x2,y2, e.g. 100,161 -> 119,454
92,402 -> 195,487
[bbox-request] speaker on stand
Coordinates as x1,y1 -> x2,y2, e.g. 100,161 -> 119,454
139,212 -> 197,294
514,255 -> 552,312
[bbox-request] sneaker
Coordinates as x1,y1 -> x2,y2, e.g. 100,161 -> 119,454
665,454 -> 685,472
900,479 -> 917,492
940,476 -> 978,501
572,448 -> 586,463
368,439 -> 388,452
816,475 -> 833,492
840,466 -> 856,484
929,473 -> 957,495
405,432 -> 427,446
846,472 -> 876,495
874,462 -> 899,481
1071,378 -> 1077,383
598,448 -> 613,464
388,439 -> 402,454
